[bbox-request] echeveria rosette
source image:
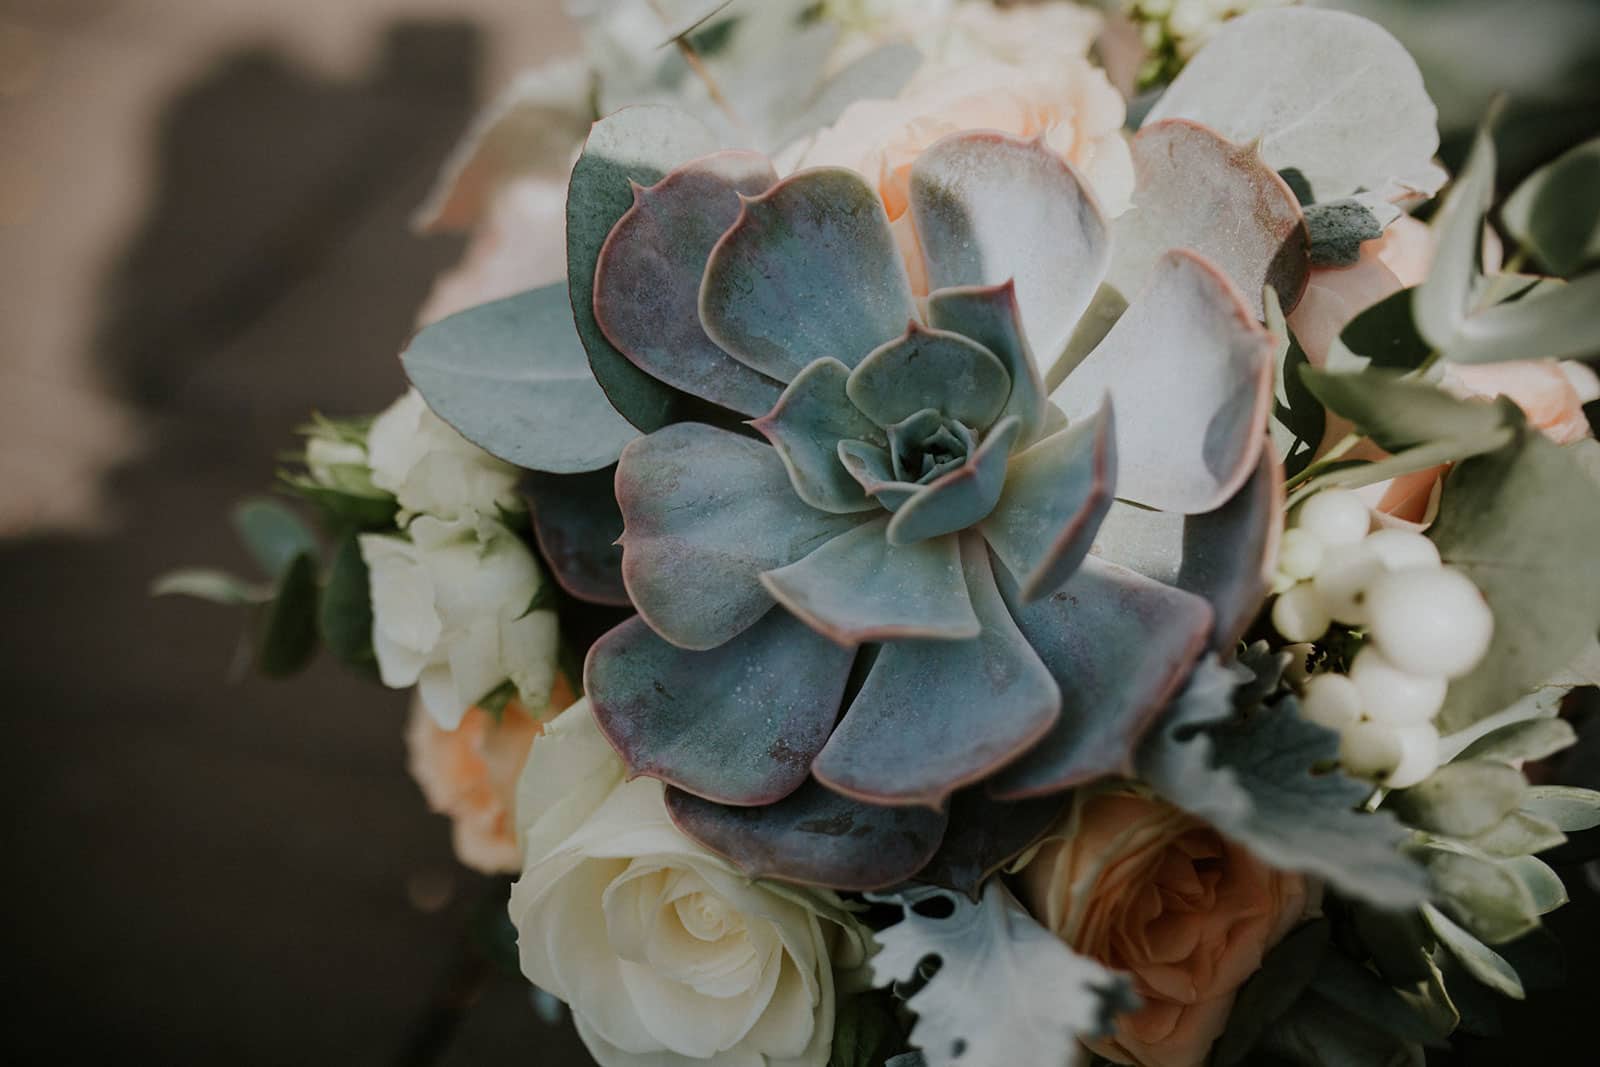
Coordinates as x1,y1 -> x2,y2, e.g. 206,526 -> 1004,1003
573,121 -> 1286,891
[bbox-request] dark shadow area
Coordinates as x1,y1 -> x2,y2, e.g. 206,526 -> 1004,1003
0,20 -> 590,1066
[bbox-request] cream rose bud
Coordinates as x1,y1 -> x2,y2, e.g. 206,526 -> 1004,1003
366,388 -> 521,523
360,516 -> 558,731
511,701 -> 868,1067
305,433 -> 368,487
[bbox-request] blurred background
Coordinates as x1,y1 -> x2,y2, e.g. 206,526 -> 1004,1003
1,1 -> 1596,1064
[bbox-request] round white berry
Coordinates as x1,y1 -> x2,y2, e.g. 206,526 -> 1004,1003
1349,647 -> 1446,726
1312,542 -> 1384,626
1365,566 -> 1494,679
1297,490 -> 1370,548
1364,528 -> 1441,572
1277,528 -> 1325,582
1340,719 -> 1401,779
1302,673 -> 1363,731
1272,583 -> 1331,643
1385,723 -> 1442,789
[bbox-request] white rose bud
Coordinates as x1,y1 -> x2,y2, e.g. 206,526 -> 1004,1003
511,702 -> 869,1067
360,516 -> 558,730
367,388 -> 520,524
305,434 -> 369,488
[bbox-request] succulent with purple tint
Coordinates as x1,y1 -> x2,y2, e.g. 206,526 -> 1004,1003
403,99 -> 1314,891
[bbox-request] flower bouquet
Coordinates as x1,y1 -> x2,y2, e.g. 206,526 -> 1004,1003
160,2 -> 1600,1065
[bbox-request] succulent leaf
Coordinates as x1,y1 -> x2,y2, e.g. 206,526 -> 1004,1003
401,283 -> 638,474
988,555 -> 1214,800
527,468 -> 629,606
914,790 -> 1070,901
593,151 -> 785,416
1091,449 -> 1284,652
811,535 -> 1061,808
665,779 -> 947,892
846,323 -> 1011,430
885,416 -> 1024,546
927,281 -> 1049,447
1052,250 -> 1273,514
616,422 -> 863,650
760,519 -> 978,645
1109,119 -> 1310,320
700,168 -> 917,381
587,611 -> 856,806
1145,7 -> 1446,203
979,399 -> 1116,602
909,131 -> 1110,382
837,439 -> 920,511
568,105 -> 720,430
751,357 -> 882,514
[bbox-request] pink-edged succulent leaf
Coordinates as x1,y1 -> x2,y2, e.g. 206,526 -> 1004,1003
914,789 -> 1070,900
838,440 -> 919,511
846,323 -> 1011,430
587,611 -> 855,806
1051,249 -> 1273,514
761,520 -> 979,644
1108,119 -> 1309,321
927,281 -> 1049,447
616,422 -> 863,650
1091,446 -> 1283,652
980,398 -> 1116,602
886,416 -> 1023,546
812,534 -> 1061,808
526,469 -> 628,606
665,780 -> 947,892
751,357 -> 881,514
700,168 -> 917,381
568,106 -> 721,431
909,131 -> 1110,381
594,151 -> 785,417
401,283 -> 638,474
988,555 -> 1214,800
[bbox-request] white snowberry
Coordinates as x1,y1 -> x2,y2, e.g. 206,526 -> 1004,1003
1349,647 -> 1446,726
1272,583 -> 1331,642
1297,490 -> 1370,548
1363,528 -> 1442,572
1340,719 -> 1401,779
1365,566 -> 1494,679
1302,673 -> 1363,731
1312,542 -> 1384,626
1277,527 -> 1325,582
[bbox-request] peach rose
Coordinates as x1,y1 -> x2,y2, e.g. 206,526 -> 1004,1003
406,674 -> 577,874
1019,790 -> 1308,1067
787,55 -> 1133,295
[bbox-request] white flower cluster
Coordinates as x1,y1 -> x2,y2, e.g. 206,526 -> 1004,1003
1272,489 -> 1494,788
1127,0 -> 1293,55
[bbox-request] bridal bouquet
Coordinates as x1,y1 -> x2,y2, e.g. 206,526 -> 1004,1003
160,2 -> 1600,1064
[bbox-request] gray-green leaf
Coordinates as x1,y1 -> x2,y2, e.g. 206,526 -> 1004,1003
232,498 -> 318,578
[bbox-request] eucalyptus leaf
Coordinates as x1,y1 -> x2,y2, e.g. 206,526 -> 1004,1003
1520,785 -> 1600,832
1422,903 -> 1525,999
1457,717 -> 1577,765
232,498 -> 318,578
1443,272 -> 1600,365
1415,129 -> 1494,351
150,568 -> 270,606
1466,811 -> 1566,858
1421,842 -> 1540,945
1502,855 -> 1567,915
1388,760 -> 1526,838
1338,287 -> 1431,372
1501,135 -> 1600,277
256,553 -> 319,678
1299,367 -> 1511,453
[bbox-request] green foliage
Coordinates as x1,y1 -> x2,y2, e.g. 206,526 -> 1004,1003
1422,903 -> 1524,999
1457,717 -> 1577,764
150,568 -> 270,606
232,497 -> 319,578
1389,761 -> 1526,838
1501,135 -> 1600,277
279,472 -> 397,532
1520,785 -> 1600,831
1214,920 -> 1330,1066
827,991 -> 906,1067
1420,840 -> 1541,945
1338,287 -> 1431,371
256,553 -> 320,678
318,535 -> 375,674
1265,288 -> 1324,479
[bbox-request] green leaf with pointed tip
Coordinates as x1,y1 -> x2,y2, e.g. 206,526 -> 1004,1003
616,422 -> 864,650
1110,119 -> 1309,320
150,568 -> 270,606
403,284 -> 640,473
1213,920 -> 1331,1066
887,417 -> 1022,546
1390,760 -> 1526,838
700,168 -> 916,381
1145,7 -> 1445,203
1310,950 -> 1449,1046
761,520 -> 978,645
256,552 -> 319,678
845,324 -> 1011,431
665,779 -> 946,892
526,468 -> 628,606
1423,904 -> 1525,1000
1455,716 -> 1578,771
812,535 -> 1060,807
1501,136 -> 1600,278
980,401 -> 1115,602
1422,841 -> 1540,945
1468,811 -> 1566,858
1339,286 -> 1431,371
319,534 -> 375,673
909,131 -> 1108,379
593,151 -> 784,415
914,790 -> 1068,901
1092,448 -> 1283,653
1504,855 -> 1567,914
232,498 -> 318,579
567,106 -> 720,430
1300,366 -> 1512,453
927,281 -> 1049,446
1432,422 -> 1600,732
1416,129 -> 1495,351
752,358 -> 881,514
989,556 -> 1212,799
1054,250 -> 1273,514
1520,785 -> 1600,832
586,611 -> 855,806
1443,272 -> 1600,365
837,439 -> 917,511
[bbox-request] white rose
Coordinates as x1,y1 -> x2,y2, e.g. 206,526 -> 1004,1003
367,388 -> 521,524
359,515 -> 558,730
510,701 -> 870,1067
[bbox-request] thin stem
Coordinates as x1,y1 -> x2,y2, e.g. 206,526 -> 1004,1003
647,0 -> 748,136
1283,431 -> 1361,493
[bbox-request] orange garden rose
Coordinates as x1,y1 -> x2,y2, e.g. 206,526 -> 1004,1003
1020,790 -> 1309,1067
406,673 -> 578,874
